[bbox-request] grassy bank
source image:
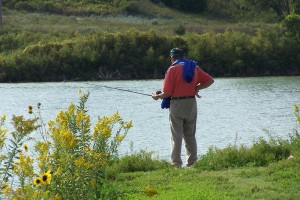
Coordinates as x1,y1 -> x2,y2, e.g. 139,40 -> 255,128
114,159 -> 299,199
109,137 -> 300,199
108,105 -> 300,199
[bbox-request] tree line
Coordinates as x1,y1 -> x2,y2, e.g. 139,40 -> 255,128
152,0 -> 300,19
0,28 -> 299,82
2,0 -> 299,19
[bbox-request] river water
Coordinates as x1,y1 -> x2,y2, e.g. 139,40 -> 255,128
1,77 -> 299,161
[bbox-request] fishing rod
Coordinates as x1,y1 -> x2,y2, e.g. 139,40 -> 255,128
87,82 -> 152,97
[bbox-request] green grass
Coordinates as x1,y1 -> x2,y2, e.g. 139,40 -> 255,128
2,7 -> 280,35
109,122 -> 300,199
114,159 -> 300,199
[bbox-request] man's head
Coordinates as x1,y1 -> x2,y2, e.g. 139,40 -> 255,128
170,48 -> 185,62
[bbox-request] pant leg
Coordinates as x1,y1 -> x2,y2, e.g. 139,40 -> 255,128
182,98 -> 198,165
183,113 -> 198,165
169,110 -> 183,165
169,100 -> 184,165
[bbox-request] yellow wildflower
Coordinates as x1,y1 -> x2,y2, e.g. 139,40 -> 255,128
0,128 -> 7,148
48,120 -> 55,127
13,152 -> 34,176
143,185 -> 158,197
23,143 -> 28,152
92,152 -> 102,159
76,111 -> 85,126
41,171 -> 52,184
38,161 -> 44,169
56,111 -> 68,128
55,167 -> 62,176
91,179 -> 97,187
101,127 -> 112,138
114,134 -> 126,142
123,120 -> 133,129
112,112 -> 121,122
33,191 -> 39,198
294,104 -> 299,113
74,156 -> 85,167
2,184 -> 11,196
68,103 -> 75,115
28,105 -> 33,114
1,114 -> 6,121
54,193 -> 62,200
33,177 -> 43,186
62,130 -> 76,149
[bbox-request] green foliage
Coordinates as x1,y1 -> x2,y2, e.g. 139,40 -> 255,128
282,13 -> 300,39
291,0 -> 300,14
205,0 -> 239,17
4,0 -> 116,16
108,149 -> 168,175
173,23 -> 186,35
243,0 -> 287,19
195,135 -> 294,171
152,0 -> 207,13
0,91 -> 132,199
0,27 -> 299,81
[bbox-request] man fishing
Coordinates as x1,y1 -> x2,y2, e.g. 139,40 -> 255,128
152,48 -> 214,168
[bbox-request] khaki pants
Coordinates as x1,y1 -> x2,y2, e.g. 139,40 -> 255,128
169,98 -> 198,166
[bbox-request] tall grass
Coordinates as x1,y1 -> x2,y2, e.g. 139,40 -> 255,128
194,104 -> 300,170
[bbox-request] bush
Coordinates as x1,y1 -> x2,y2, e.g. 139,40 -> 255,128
174,23 -> 186,36
282,14 -> 300,39
109,149 -> 168,174
0,91 -> 132,199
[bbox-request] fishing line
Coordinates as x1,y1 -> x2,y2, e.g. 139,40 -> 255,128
86,82 -> 152,97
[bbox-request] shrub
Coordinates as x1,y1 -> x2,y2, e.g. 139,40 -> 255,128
109,149 -> 168,174
0,91 -> 132,199
282,14 -> 300,39
174,23 -> 186,36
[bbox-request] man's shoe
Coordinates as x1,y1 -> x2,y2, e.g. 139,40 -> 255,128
184,163 -> 195,169
170,162 -> 182,168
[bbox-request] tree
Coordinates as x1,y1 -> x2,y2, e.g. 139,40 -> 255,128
245,0 -> 290,19
282,13 -> 300,39
291,0 -> 300,14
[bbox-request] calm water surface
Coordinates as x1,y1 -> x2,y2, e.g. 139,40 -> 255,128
1,77 -> 299,161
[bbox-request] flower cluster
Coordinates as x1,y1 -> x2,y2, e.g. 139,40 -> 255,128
33,171 -> 52,186
294,104 -> 300,124
0,91 -> 132,199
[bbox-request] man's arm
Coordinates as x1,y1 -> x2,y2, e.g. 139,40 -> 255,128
152,91 -> 171,100
196,79 -> 214,91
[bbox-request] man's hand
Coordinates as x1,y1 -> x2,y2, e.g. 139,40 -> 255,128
152,93 -> 160,100
152,90 -> 162,100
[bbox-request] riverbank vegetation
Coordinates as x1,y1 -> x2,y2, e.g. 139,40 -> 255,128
0,0 -> 300,82
0,93 -> 299,199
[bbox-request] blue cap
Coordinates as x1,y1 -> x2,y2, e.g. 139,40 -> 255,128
170,48 -> 184,57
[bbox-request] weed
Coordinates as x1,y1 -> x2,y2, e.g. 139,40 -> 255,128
0,91 -> 132,199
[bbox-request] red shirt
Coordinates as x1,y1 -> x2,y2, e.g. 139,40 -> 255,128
162,64 -> 213,97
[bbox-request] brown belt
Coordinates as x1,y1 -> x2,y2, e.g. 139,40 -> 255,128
171,96 -> 195,100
